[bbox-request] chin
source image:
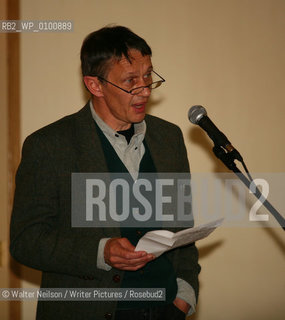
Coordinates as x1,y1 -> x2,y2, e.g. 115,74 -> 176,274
132,114 -> 145,123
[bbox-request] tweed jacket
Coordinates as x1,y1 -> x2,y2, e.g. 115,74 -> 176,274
10,102 -> 200,320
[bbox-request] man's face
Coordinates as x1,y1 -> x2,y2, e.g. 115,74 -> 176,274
95,49 -> 153,131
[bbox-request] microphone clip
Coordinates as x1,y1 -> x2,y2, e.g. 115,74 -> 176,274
212,145 -> 239,172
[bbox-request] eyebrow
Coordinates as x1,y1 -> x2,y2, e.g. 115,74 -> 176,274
124,66 -> 153,76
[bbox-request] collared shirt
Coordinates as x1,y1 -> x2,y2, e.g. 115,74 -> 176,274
89,101 -> 146,181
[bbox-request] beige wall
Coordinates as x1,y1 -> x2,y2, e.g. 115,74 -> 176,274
17,0 -> 285,319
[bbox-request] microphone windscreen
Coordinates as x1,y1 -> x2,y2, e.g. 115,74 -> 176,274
188,105 -> 207,124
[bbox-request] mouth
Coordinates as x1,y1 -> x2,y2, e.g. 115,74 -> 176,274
132,102 -> 147,113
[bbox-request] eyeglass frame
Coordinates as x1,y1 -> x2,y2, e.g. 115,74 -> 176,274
93,70 -> 165,95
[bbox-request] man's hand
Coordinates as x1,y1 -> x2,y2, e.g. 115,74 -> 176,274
104,237 -> 155,271
173,297 -> 190,314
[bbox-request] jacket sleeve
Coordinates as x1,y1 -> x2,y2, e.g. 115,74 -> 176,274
10,133 -> 109,279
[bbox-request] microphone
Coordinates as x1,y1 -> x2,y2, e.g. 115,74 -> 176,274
188,105 -> 243,161
189,107 -> 285,230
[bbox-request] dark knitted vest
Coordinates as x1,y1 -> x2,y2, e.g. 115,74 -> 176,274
95,124 -> 177,309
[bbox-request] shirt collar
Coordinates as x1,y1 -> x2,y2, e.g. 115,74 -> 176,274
89,100 -> 146,144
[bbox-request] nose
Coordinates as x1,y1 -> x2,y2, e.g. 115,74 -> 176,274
138,85 -> 151,97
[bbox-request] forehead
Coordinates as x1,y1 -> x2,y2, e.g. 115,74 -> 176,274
109,50 -> 152,76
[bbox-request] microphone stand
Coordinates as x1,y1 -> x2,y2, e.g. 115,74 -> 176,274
212,145 -> 285,230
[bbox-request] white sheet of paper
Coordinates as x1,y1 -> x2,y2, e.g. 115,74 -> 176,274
135,218 -> 224,257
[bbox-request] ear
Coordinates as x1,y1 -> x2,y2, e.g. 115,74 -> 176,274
83,76 -> 104,97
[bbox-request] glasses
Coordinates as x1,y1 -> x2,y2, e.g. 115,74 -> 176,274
95,70 -> 165,95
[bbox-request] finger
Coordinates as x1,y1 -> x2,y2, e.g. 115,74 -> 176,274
106,238 -> 141,258
118,238 -> 136,251
116,239 -> 153,258
110,245 -> 146,259
108,253 -> 154,267
104,238 -> 155,269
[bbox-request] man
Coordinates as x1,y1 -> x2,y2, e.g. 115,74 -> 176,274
10,26 -> 200,320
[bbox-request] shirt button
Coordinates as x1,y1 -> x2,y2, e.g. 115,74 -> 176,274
112,274 -> 120,283
136,230 -> 142,236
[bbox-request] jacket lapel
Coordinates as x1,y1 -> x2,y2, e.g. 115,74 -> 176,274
72,103 -> 120,237
145,115 -> 173,173
73,102 -> 108,173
